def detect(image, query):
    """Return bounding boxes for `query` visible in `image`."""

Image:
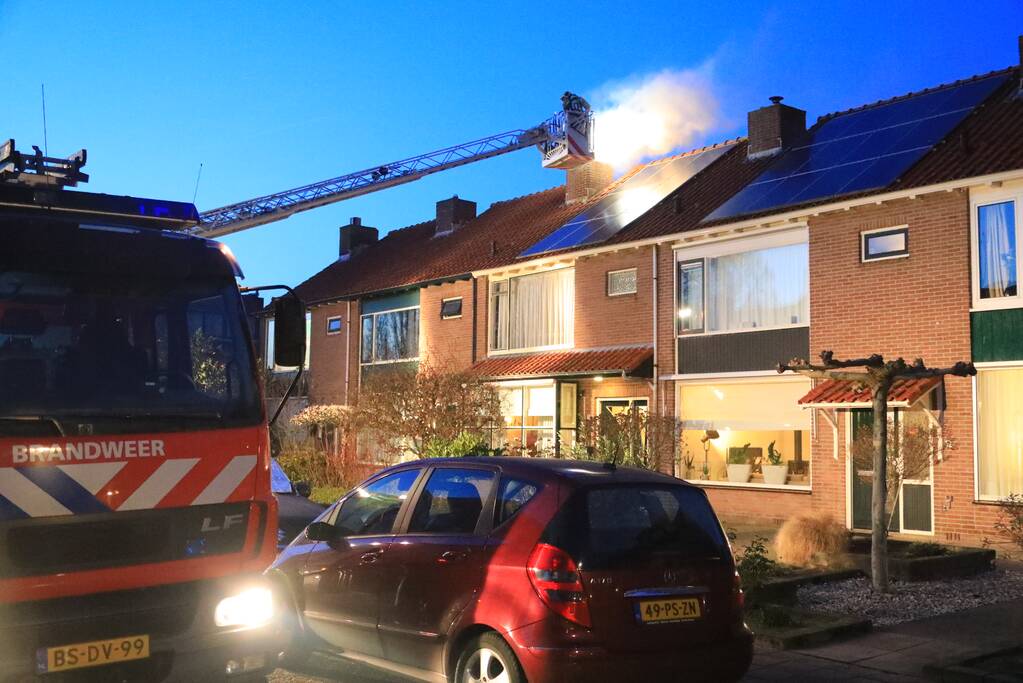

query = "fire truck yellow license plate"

[638,597,701,623]
[38,635,149,673]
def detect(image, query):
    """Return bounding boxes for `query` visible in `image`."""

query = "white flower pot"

[762,463,789,486]
[727,464,752,483]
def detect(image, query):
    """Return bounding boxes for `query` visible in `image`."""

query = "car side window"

[495,478,540,527]
[332,469,420,537]
[407,468,496,534]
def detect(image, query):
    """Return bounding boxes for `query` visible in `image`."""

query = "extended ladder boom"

[192,96,593,238]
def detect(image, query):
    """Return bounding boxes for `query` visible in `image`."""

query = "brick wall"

[808,189,997,545]
[307,300,359,405]
[574,249,654,350]
[420,279,477,372]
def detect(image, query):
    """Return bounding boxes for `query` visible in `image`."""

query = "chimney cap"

[350,216,361,226]
[769,96,784,105]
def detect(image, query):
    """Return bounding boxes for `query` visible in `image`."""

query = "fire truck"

[0,141,305,681]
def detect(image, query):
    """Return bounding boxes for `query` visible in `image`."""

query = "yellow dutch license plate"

[637,597,701,624]
[38,634,149,673]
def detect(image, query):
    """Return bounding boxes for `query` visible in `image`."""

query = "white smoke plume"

[592,68,720,173]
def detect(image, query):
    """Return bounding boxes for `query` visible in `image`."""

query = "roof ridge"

[487,184,565,208]
[814,65,1017,126]
[614,136,747,179]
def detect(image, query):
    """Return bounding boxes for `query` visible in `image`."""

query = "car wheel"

[455,633,525,683]
[275,589,310,670]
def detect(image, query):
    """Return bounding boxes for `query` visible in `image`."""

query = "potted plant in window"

[762,440,789,486]
[726,443,753,483]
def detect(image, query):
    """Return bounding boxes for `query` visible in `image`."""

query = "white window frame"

[326,315,343,336]
[440,297,463,320]
[972,361,1023,502]
[488,266,574,356]
[673,228,809,338]
[970,187,1023,311]
[606,268,638,297]
[360,305,421,366]
[596,396,649,413]
[860,225,909,262]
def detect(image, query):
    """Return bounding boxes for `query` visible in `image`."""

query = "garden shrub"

[994,493,1023,552]
[775,512,848,568]
[736,535,778,595]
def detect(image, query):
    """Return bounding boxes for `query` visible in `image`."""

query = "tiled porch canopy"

[797,375,946,461]
[472,346,653,381]
[798,375,942,409]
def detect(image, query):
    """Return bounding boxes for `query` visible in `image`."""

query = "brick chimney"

[565,160,613,205]
[435,195,476,235]
[339,217,378,259]
[747,96,806,160]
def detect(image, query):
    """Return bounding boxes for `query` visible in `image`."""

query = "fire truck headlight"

[214,586,274,629]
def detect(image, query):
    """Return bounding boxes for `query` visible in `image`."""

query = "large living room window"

[676,230,808,335]
[973,196,1020,307]
[360,307,420,364]
[490,268,574,352]
[678,376,812,490]
[976,366,1023,500]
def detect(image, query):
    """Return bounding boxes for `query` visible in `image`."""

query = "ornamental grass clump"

[775,512,849,569]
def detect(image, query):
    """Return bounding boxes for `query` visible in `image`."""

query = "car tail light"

[527,543,592,628]
[732,570,745,612]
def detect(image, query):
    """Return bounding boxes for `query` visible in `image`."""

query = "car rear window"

[542,484,729,569]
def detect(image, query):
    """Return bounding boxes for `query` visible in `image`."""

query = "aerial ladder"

[191,93,595,238]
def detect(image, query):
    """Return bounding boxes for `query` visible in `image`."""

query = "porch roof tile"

[798,375,942,408]
[472,345,653,380]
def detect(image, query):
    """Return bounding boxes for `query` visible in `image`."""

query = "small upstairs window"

[440,297,463,319]
[607,268,637,296]
[861,226,909,262]
[976,200,1018,301]
[326,316,342,335]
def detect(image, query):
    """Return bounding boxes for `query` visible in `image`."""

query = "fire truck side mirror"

[273,293,306,368]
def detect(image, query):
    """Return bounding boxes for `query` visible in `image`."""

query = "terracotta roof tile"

[471,346,653,380]
[798,376,942,407]
[294,185,602,304]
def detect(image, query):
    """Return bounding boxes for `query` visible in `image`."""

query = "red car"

[267,458,753,683]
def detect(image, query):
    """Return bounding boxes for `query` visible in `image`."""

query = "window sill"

[677,323,810,339]
[682,479,812,494]
[973,497,1017,506]
[970,299,1023,313]
[361,358,420,367]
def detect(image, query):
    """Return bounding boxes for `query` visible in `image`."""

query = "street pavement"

[270,596,1023,682]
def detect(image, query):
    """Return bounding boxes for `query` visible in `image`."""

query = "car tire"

[275,589,310,670]
[454,632,525,683]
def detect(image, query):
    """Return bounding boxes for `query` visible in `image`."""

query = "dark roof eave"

[302,272,473,308]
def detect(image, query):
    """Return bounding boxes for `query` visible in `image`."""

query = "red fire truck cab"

[0,142,301,681]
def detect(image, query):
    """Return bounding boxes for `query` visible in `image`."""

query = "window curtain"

[977,368,1023,498]
[706,243,808,332]
[978,201,1017,299]
[496,269,573,350]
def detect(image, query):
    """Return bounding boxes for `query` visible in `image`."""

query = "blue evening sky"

[3,1,1021,287]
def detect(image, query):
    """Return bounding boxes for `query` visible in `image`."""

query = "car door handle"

[437,550,468,564]
[360,549,385,564]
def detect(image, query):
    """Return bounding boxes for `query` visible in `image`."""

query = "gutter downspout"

[344,300,352,404]
[652,245,662,471]
[471,278,479,364]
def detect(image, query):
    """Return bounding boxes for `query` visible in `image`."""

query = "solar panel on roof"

[520,144,733,257]
[705,72,1009,222]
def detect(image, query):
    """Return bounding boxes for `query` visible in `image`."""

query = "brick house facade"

[281,57,1023,545]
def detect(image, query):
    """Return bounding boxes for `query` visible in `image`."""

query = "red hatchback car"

[267,458,753,683]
